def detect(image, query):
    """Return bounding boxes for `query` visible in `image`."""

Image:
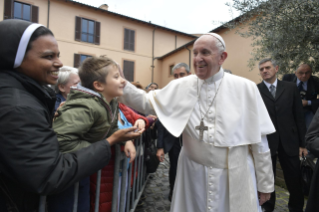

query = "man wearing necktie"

[283,64,319,128]
[257,58,307,212]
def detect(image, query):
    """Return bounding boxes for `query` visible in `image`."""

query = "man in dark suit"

[282,64,319,128]
[257,58,307,212]
[156,63,191,201]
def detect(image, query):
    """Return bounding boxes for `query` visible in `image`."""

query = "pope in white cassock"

[119,33,275,212]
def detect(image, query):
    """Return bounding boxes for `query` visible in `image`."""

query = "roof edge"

[157,39,196,60]
[66,0,197,38]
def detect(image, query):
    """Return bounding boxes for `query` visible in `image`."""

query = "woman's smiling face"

[17,35,63,85]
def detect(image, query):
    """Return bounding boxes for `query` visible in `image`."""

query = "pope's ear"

[92,81,104,92]
[219,52,228,65]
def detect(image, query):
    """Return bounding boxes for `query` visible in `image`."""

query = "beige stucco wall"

[48,0,194,87]
[0,0,4,21]
[2,0,259,88]
[158,47,193,87]
[217,26,262,83]
[0,0,195,87]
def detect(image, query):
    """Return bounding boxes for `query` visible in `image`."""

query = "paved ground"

[135,155,307,212]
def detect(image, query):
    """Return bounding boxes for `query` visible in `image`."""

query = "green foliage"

[225,0,319,73]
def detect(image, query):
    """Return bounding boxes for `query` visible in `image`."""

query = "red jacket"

[118,103,150,128]
[90,103,149,212]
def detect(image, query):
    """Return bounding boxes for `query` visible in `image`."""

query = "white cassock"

[119,68,275,212]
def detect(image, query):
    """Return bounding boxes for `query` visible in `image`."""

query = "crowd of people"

[0,18,319,212]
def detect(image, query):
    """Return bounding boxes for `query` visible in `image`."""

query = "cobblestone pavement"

[135,155,307,212]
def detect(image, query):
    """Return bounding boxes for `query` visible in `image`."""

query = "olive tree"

[225,0,319,73]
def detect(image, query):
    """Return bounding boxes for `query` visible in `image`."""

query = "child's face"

[100,65,125,102]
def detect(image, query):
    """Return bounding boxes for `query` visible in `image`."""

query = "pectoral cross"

[195,120,208,141]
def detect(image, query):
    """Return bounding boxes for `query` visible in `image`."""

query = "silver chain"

[197,72,224,122]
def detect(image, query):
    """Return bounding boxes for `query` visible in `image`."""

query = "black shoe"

[262,208,273,212]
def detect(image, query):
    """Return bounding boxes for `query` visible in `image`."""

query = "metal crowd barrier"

[38,134,149,212]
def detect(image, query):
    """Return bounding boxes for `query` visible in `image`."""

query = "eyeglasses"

[297,71,311,76]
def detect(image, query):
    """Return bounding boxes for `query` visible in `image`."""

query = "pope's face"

[193,35,227,80]
[17,35,63,85]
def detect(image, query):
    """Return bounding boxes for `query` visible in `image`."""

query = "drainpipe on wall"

[185,46,191,69]
[151,27,157,83]
[47,0,50,28]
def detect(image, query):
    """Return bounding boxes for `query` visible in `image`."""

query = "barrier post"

[119,155,128,212]
[126,162,133,212]
[111,144,121,212]
[72,182,79,212]
[94,170,102,212]
[38,196,46,212]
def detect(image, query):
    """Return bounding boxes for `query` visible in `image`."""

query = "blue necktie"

[298,81,304,91]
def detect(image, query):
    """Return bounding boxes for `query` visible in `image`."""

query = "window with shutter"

[4,1,38,23]
[169,64,175,76]
[13,1,31,21]
[74,53,92,68]
[95,22,101,45]
[4,0,13,20]
[123,60,135,82]
[31,5,39,23]
[124,28,135,51]
[75,17,100,45]
[74,54,81,68]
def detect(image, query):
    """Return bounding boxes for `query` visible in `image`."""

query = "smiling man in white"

[119,33,275,212]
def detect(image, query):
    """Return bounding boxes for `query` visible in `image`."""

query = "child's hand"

[134,119,145,131]
[107,127,142,146]
[124,140,136,163]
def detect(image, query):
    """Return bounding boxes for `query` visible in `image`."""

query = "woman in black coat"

[0,19,139,212]
[305,109,319,212]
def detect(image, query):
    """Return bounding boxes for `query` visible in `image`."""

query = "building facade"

[1,0,262,88]
[1,0,197,88]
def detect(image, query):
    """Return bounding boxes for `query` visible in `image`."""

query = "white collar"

[296,78,307,86]
[263,78,277,90]
[198,67,224,87]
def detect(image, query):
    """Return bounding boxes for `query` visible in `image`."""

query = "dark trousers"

[47,177,90,212]
[168,140,181,193]
[263,143,304,212]
[0,190,8,212]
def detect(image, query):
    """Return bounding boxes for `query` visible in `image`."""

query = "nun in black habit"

[0,19,134,212]
[305,110,319,212]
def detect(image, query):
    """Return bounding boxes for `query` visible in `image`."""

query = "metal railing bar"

[94,170,102,212]
[140,141,145,190]
[111,144,121,212]
[137,145,142,194]
[37,135,151,212]
[38,196,46,212]
[131,137,139,206]
[119,157,128,212]
[126,162,133,212]
[129,174,150,212]
[72,182,79,212]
